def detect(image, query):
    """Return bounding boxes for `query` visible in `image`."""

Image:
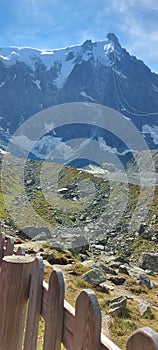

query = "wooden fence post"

[0,233,5,265]
[43,269,65,350]
[126,327,158,350]
[4,236,14,256]
[16,246,25,256]
[24,257,44,350]
[0,255,34,350]
[73,289,102,350]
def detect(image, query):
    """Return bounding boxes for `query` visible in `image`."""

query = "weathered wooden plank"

[42,283,75,350]
[62,300,75,350]
[101,333,121,350]
[0,255,34,350]
[24,257,44,350]
[73,289,102,350]
[126,327,158,350]
[63,300,75,337]
[41,281,48,319]
[4,236,14,256]
[63,327,73,350]
[43,269,65,350]
[16,246,25,256]
[0,233,5,265]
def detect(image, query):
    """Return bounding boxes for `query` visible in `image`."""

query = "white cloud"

[140,0,158,10]
[80,30,96,43]
[111,0,134,12]
[123,17,158,69]
[111,0,158,11]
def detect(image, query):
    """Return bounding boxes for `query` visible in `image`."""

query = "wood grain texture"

[62,300,75,350]
[4,236,14,256]
[0,233,5,265]
[43,269,65,350]
[73,289,102,350]
[16,246,25,256]
[101,333,121,350]
[24,257,44,350]
[0,255,34,350]
[126,327,158,350]
[41,281,48,319]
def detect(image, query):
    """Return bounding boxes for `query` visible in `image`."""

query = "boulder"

[48,232,89,254]
[18,226,51,240]
[138,274,152,289]
[78,254,89,262]
[39,252,73,265]
[81,267,106,286]
[128,265,145,279]
[109,261,121,269]
[106,296,127,316]
[32,232,50,241]
[94,263,117,275]
[138,303,152,316]
[99,282,115,292]
[119,265,129,275]
[114,256,129,264]
[106,295,126,307]
[45,226,89,254]
[142,252,158,272]
[109,276,126,285]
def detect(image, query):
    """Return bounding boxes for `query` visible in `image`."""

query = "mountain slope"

[0,33,158,167]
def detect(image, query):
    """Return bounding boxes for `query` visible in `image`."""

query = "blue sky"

[0,0,158,72]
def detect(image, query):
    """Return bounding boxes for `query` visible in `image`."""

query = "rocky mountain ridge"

[0,33,158,170]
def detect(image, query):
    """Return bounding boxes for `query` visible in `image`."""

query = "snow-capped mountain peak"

[0,31,158,167]
[0,33,125,89]
[0,33,120,70]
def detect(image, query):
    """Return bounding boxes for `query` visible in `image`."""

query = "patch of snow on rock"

[142,124,158,144]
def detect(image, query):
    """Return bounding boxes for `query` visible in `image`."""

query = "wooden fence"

[0,233,158,350]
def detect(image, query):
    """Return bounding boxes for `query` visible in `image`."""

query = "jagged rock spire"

[107,33,121,48]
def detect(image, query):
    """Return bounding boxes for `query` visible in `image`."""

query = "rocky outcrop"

[18,226,51,240]
[108,276,126,285]
[138,274,152,289]
[48,230,89,254]
[138,303,152,316]
[106,296,127,316]
[81,267,106,286]
[142,252,158,272]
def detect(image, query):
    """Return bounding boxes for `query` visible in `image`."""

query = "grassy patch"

[109,298,158,349]
[130,237,156,262]
[67,262,90,276]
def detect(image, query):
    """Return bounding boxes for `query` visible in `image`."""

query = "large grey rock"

[138,303,152,316]
[32,232,50,241]
[138,274,152,289]
[81,267,106,286]
[39,251,73,265]
[109,261,121,269]
[18,226,51,240]
[119,265,129,275]
[48,229,89,254]
[94,263,117,275]
[142,252,158,272]
[106,296,127,317]
[108,275,126,285]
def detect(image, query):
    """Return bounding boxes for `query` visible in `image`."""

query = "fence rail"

[0,234,158,350]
